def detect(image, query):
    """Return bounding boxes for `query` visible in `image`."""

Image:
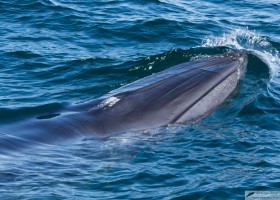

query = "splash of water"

[201,29,280,78]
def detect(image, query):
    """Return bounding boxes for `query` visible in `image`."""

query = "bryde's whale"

[0,52,247,151]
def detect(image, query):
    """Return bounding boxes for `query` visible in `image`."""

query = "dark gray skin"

[0,53,247,151]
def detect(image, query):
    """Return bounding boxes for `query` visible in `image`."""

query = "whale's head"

[89,52,248,135]
[167,52,248,123]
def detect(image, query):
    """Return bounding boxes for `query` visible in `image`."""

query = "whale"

[0,52,247,152]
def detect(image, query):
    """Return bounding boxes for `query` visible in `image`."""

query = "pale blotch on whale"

[101,97,121,108]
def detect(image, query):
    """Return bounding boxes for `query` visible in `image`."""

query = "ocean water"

[0,0,280,199]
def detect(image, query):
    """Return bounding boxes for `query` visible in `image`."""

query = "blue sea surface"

[0,0,280,199]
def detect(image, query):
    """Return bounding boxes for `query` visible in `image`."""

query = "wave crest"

[201,28,280,78]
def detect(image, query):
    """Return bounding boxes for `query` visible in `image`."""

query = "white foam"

[201,28,280,78]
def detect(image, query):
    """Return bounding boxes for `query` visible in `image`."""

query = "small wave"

[4,50,42,59]
[47,0,85,12]
[201,28,280,78]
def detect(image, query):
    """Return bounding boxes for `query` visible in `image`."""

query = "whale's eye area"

[36,113,61,120]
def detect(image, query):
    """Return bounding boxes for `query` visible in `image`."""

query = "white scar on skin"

[102,97,120,107]
[89,96,120,112]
